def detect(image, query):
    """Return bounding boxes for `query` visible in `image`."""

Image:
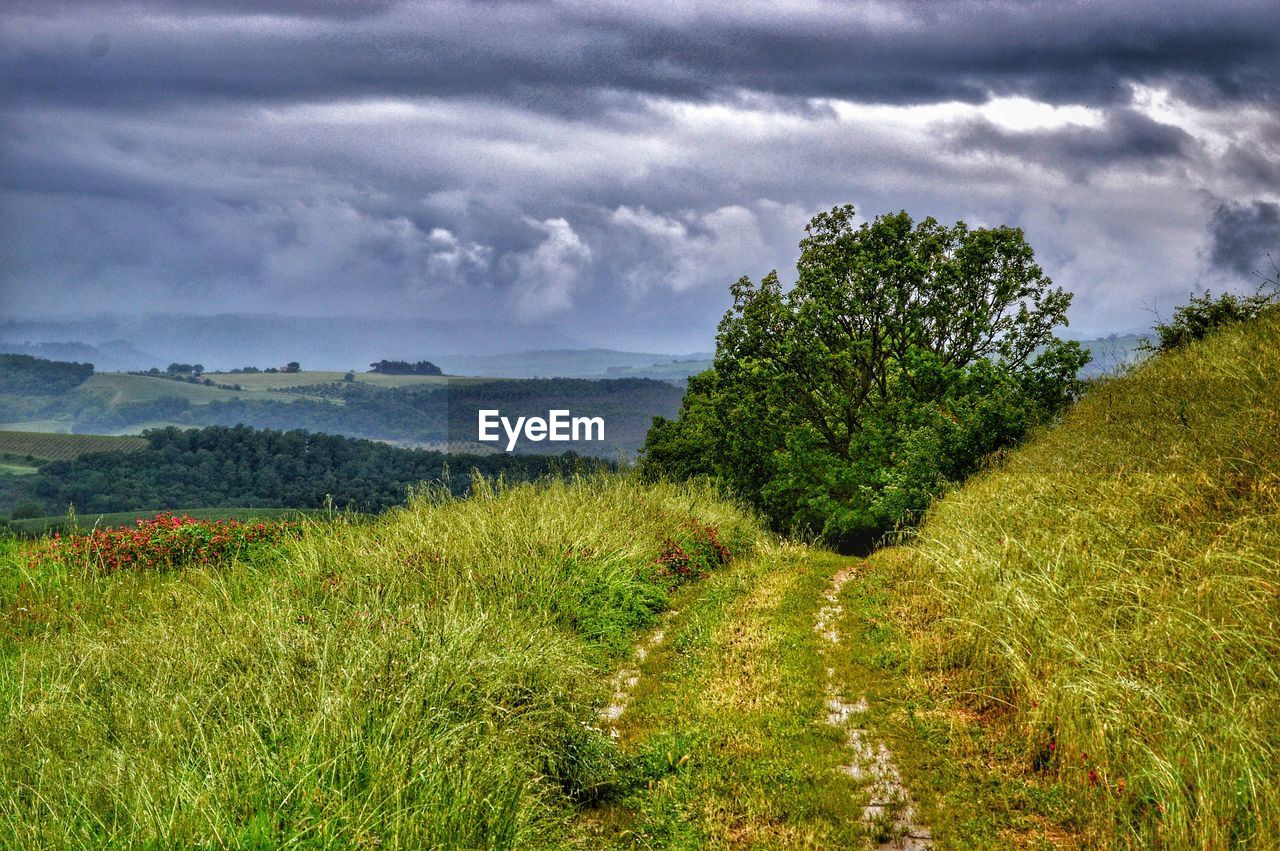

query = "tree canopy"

[640,206,1090,548]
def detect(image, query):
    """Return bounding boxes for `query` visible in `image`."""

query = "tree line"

[0,425,607,518]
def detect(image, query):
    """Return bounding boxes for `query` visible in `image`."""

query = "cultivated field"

[0,430,147,462]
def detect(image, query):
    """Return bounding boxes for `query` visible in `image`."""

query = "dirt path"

[817,566,933,849]
[570,548,934,848]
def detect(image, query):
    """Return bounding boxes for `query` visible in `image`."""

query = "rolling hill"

[0,366,682,458]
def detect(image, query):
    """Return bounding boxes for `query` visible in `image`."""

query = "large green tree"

[641,206,1090,547]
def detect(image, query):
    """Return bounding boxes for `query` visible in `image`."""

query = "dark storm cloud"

[1209,201,1280,277]
[2,0,1278,112]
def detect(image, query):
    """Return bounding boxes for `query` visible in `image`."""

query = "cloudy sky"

[2,0,1279,352]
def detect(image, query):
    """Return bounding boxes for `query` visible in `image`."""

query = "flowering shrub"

[25,512,297,574]
[655,519,731,583]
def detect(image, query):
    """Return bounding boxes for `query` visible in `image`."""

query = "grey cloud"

[1209,200,1280,278]
[950,109,1194,179]
[5,0,394,20]
[1222,142,1280,191]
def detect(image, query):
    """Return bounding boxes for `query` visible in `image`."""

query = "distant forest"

[0,425,604,517]
[0,354,93,395]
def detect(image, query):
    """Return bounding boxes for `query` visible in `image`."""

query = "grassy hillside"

[865,309,1280,846]
[0,430,147,461]
[75,373,301,404]
[0,476,762,847]
[0,420,73,434]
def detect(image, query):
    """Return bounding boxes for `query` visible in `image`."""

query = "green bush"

[1145,288,1276,353]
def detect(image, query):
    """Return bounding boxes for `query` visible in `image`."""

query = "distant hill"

[0,314,586,371]
[435,349,712,379]
[0,424,602,518]
[0,362,681,459]
[605,356,714,383]
[0,340,161,372]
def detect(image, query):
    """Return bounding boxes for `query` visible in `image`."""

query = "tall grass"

[0,474,760,848]
[893,309,1280,846]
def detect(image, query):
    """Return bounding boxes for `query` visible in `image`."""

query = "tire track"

[598,612,677,735]
[817,566,933,849]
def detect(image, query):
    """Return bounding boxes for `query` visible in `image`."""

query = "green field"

[0,319,1274,846]
[0,430,147,461]
[0,477,768,847]
[75,373,304,405]
[209,370,494,390]
[0,421,73,434]
[8,507,322,535]
[0,461,38,477]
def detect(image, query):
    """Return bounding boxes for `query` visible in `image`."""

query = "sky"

[2,0,1279,354]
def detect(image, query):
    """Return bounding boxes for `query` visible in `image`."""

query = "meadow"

[0,313,1275,847]
[0,476,760,847]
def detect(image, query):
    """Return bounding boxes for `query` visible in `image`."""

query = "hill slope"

[0,477,762,847]
[867,309,1280,846]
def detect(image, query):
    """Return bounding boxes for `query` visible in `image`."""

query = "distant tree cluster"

[224,362,300,374]
[369,360,443,376]
[134,366,239,391]
[0,354,94,395]
[0,425,606,517]
[164,363,204,376]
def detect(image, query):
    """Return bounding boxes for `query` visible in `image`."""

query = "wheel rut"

[817,566,933,850]
[598,612,677,735]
